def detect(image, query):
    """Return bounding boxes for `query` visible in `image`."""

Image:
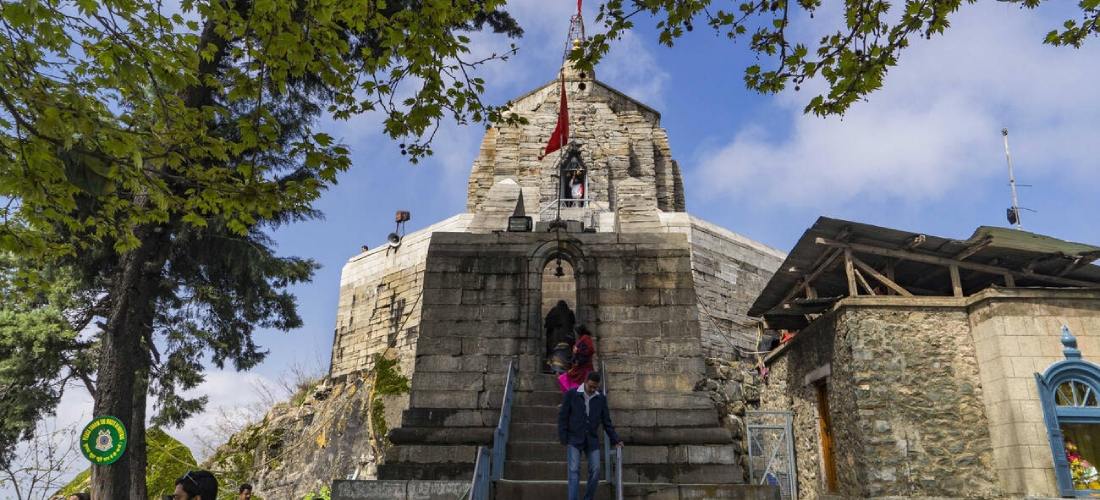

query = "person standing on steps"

[558,371,623,500]
[545,300,576,373]
[558,326,594,392]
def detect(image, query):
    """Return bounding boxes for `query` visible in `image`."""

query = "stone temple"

[209,42,1100,500]
[320,58,784,499]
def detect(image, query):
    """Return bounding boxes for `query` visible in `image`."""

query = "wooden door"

[815,382,839,493]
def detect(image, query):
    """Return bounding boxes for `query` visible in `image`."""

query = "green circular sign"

[80,416,127,465]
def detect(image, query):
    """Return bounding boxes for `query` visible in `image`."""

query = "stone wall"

[402,230,719,433]
[329,214,472,378]
[662,213,785,359]
[968,288,1100,496]
[381,230,738,480]
[836,306,998,497]
[759,313,838,500]
[698,357,767,481]
[763,303,1001,499]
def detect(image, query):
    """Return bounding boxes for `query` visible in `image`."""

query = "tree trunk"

[91,235,161,500]
[91,9,235,498]
[129,366,150,499]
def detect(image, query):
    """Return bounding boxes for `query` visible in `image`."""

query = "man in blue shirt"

[558,371,623,500]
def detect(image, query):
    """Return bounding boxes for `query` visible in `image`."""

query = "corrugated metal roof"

[749,217,1100,328]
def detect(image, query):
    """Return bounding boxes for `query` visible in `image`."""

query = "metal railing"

[600,361,624,500]
[746,410,796,500]
[467,447,490,500]
[491,359,518,480]
[467,359,518,500]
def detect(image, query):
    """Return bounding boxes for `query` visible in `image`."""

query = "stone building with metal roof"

[753,217,1100,499]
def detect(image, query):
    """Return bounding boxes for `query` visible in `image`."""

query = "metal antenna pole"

[1002,128,1022,229]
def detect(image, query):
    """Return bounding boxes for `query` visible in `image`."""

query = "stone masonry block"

[597,322,663,338]
[621,445,671,464]
[411,372,484,391]
[637,272,689,289]
[637,373,700,393]
[669,445,739,465]
[391,445,478,464]
[660,288,697,305]
[421,306,480,321]
[599,337,639,354]
[415,338,462,356]
[614,409,657,427]
[406,480,472,500]
[656,408,718,427]
[598,288,661,306]
[639,339,702,357]
[409,390,481,409]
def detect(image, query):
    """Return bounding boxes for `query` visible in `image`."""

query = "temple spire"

[560,2,593,84]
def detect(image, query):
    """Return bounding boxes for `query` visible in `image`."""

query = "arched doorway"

[542,258,576,319]
[541,257,576,372]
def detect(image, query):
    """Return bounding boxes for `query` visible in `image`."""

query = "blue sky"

[10,1,1100,495]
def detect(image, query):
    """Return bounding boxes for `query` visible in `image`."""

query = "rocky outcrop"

[206,356,409,499]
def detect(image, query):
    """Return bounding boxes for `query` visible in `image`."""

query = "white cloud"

[597,29,669,109]
[693,3,1100,208]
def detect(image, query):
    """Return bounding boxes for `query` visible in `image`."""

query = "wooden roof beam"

[953,236,994,262]
[1056,252,1100,277]
[777,248,842,308]
[814,237,1098,288]
[851,255,914,297]
[844,249,858,297]
[853,267,876,295]
[1024,253,1067,274]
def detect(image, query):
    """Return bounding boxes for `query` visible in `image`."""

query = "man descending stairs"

[497,372,616,499]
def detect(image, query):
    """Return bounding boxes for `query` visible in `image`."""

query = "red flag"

[540,78,568,159]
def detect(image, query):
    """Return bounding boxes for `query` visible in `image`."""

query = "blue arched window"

[1036,326,1100,496]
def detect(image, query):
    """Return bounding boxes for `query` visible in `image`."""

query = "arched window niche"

[1036,326,1100,496]
[558,149,587,208]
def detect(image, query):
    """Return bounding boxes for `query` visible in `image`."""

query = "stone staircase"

[332,368,778,499]
[496,372,612,497]
[503,373,573,481]
[490,373,771,499]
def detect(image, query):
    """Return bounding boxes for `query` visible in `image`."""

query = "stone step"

[332,479,469,500]
[516,373,562,392]
[504,460,745,483]
[376,462,473,481]
[503,459,570,480]
[511,404,559,424]
[507,441,566,462]
[515,390,565,406]
[493,479,610,500]
[508,422,559,443]
[505,443,740,466]
[492,480,779,500]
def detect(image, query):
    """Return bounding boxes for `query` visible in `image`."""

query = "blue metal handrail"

[613,447,623,500]
[467,447,490,500]
[491,359,518,480]
[600,361,624,500]
[468,358,518,500]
